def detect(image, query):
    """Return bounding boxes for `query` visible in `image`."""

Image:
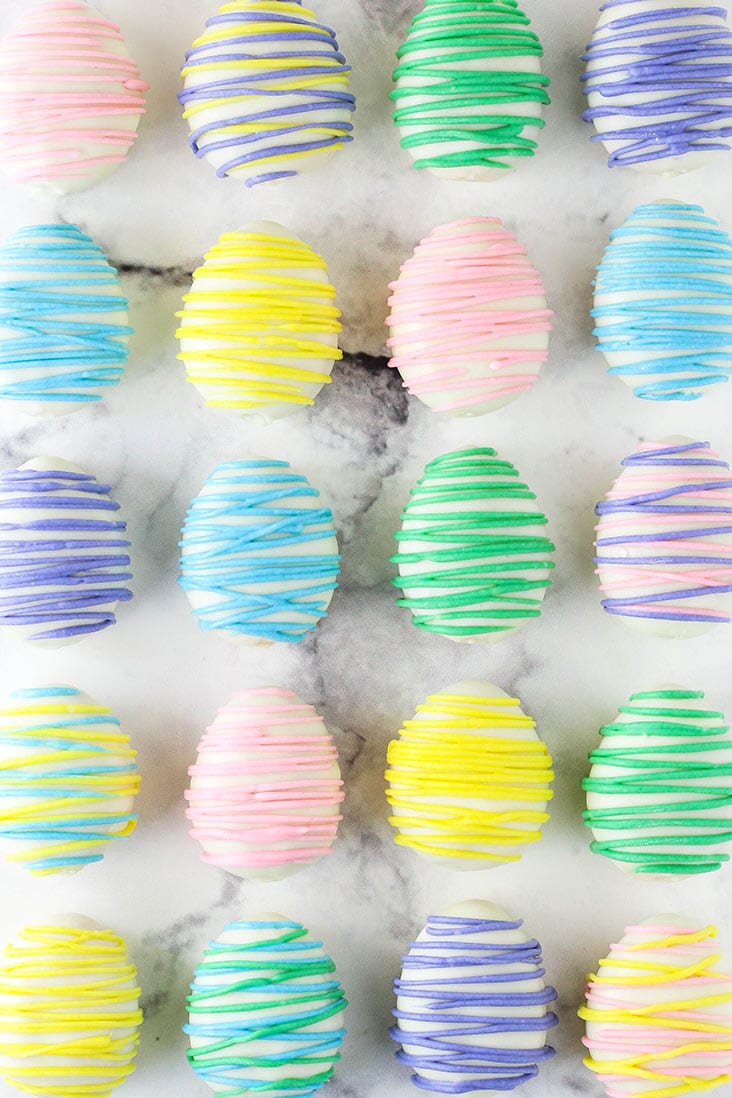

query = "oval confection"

[594,438,732,637]
[176,223,342,424]
[0,456,133,646]
[386,218,553,416]
[391,0,550,182]
[178,459,340,645]
[593,201,732,401]
[392,447,555,642]
[583,686,732,877]
[179,0,356,187]
[186,686,343,881]
[391,900,558,1094]
[580,917,732,1097]
[0,685,139,875]
[0,916,142,1098]
[0,0,148,194]
[386,680,553,868]
[0,224,132,415]
[582,0,732,174]
[185,916,347,1096]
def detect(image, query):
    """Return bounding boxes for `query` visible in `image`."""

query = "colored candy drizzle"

[392,914,558,1093]
[0,224,131,407]
[391,448,555,638]
[583,688,732,876]
[0,924,142,1097]
[595,440,732,625]
[179,0,356,187]
[0,686,138,875]
[178,460,340,644]
[386,218,553,412]
[391,0,550,173]
[0,0,149,188]
[186,687,343,873]
[386,689,554,863]
[185,918,347,1095]
[593,202,732,401]
[0,464,133,642]
[582,1,732,169]
[176,229,341,415]
[580,921,732,1098]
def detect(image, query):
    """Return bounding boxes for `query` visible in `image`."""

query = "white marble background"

[1,0,732,1096]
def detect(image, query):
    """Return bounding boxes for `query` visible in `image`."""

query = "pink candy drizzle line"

[386,217,552,410]
[0,0,149,184]
[185,688,344,870]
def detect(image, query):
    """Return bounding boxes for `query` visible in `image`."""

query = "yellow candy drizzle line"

[0,925,141,1097]
[176,232,342,411]
[385,692,553,862]
[579,925,732,1098]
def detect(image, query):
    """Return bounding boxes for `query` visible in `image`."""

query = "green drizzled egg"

[391,0,550,181]
[391,447,555,642]
[583,686,732,876]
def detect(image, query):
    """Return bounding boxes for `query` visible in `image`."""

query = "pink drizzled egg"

[386,218,553,416]
[185,687,344,882]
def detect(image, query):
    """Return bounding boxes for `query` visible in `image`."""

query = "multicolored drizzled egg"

[176,223,342,424]
[185,916,347,1096]
[392,448,555,642]
[0,685,139,875]
[386,680,553,868]
[0,224,132,415]
[594,438,732,637]
[0,456,133,646]
[391,900,558,1094]
[179,0,356,187]
[386,218,553,416]
[185,687,343,881]
[0,0,148,194]
[391,0,550,182]
[582,0,732,174]
[178,459,340,645]
[0,916,142,1098]
[583,686,732,877]
[593,201,732,401]
[580,917,732,1098]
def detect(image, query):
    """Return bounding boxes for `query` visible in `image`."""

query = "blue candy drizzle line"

[178,459,340,643]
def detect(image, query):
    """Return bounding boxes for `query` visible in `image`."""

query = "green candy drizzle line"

[391,0,550,172]
[583,689,732,876]
[391,448,555,638]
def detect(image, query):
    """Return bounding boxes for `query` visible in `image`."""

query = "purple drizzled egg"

[0,456,133,647]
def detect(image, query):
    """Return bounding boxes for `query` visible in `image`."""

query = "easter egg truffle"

[391,447,555,642]
[185,686,343,881]
[386,680,553,867]
[179,0,356,187]
[391,0,551,182]
[580,916,732,1097]
[0,456,133,646]
[185,916,347,1096]
[176,223,342,423]
[386,218,553,416]
[0,223,132,415]
[0,685,139,875]
[593,201,732,401]
[583,687,732,876]
[582,0,732,175]
[0,0,148,194]
[0,916,142,1098]
[594,438,732,637]
[392,900,558,1093]
[179,459,340,645]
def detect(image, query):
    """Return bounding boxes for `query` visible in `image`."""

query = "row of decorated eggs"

[0,0,731,195]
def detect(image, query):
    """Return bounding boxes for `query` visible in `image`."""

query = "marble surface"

[1,1,732,1096]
